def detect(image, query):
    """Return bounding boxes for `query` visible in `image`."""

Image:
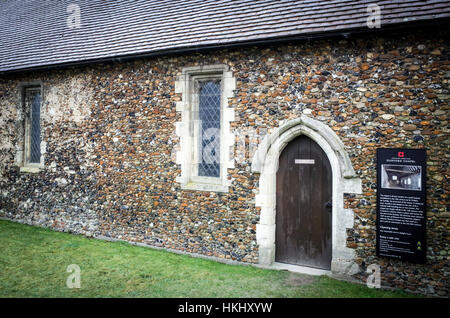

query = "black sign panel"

[376,148,426,263]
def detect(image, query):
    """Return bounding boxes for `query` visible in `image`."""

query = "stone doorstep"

[270,262,332,276]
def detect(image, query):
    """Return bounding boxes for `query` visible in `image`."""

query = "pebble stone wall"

[0,29,448,297]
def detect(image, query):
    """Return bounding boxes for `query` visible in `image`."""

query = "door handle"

[325,201,332,211]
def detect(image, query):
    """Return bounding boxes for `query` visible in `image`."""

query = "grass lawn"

[0,219,421,298]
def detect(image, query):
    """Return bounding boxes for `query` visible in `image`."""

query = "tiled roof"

[1,0,449,72]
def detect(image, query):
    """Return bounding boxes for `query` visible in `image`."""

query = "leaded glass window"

[197,80,221,178]
[25,88,41,164]
[176,64,235,192]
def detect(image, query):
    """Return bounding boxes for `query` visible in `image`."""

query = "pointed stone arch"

[251,115,362,275]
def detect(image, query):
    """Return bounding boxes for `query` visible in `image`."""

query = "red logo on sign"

[398,152,404,158]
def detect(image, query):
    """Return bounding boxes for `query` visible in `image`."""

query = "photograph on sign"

[381,164,422,191]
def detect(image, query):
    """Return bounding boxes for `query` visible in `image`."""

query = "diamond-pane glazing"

[198,80,221,177]
[29,90,41,163]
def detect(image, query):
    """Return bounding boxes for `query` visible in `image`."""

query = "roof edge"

[1,17,449,75]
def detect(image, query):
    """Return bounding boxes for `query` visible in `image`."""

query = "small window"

[197,79,221,178]
[23,87,42,165]
[175,64,236,192]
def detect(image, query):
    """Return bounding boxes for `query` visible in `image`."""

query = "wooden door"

[275,135,332,269]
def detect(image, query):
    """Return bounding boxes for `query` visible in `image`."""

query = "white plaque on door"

[295,159,315,164]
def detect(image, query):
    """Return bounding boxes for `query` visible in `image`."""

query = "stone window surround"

[16,81,45,173]
[251,115,362,276]
[174,64,236,192]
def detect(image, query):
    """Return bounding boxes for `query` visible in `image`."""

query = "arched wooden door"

[275,135,332,269]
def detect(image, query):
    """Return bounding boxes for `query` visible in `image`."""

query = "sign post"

[376,148,427,263]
